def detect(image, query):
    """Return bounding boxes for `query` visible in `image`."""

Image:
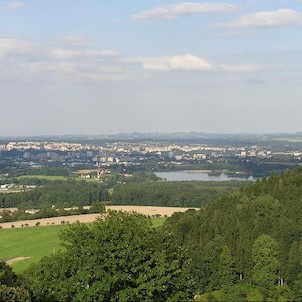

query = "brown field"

[0,207,18,212]
[0,206,199,229]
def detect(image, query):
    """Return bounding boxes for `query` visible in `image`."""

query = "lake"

[155,171,255,182]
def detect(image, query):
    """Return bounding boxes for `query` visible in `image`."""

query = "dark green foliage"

[0,285,30,302]
[293,275,302,302]
[219,245,236,288]
[286,240,302,286]
[23,211,194,301]
[0,180,107,209]
[0,262,30,302]
[221,283,251,302]
[20,168,70,177]
[112,181,241,208]
[88,201,106,214]
[0,261,18,287]
[252,235,279,288]
[164,167,302,298]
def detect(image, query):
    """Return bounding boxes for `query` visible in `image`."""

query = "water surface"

[155,171,255,182]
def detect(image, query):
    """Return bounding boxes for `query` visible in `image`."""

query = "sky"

[0,0,301,136]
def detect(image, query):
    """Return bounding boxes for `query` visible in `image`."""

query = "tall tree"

[219,245,236,288]
[252,235,280,288]
[286,241,301,286]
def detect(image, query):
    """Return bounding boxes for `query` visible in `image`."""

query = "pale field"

[0,207,18,212]
[0,206,199,229]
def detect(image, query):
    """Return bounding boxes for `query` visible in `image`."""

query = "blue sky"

[0,0,301,135]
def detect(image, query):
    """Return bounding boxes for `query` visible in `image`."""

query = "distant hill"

[2,131,302,142]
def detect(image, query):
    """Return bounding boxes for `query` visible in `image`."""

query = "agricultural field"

[15,174,100,182]
[0,217,167,273]
[16,175,69,181]
[0,205,197,229]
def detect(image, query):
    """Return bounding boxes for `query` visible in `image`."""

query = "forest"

[164,167,302,300]
[2,167,302,300]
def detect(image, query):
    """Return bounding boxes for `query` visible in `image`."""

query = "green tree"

[0,261,30,302]
[24,211,194,301]
[286,241,302,286]
[252,235,280,288]
[0,261,18,287]
[0,285,31,302]
[219,245,236,288]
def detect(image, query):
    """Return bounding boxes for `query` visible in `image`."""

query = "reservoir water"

[155,171,255,182]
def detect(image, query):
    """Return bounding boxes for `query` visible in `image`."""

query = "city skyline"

[1,0,301,135]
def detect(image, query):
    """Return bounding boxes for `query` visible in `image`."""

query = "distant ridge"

[1,132,302,141]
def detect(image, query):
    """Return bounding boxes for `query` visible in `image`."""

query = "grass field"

[0,217,166,273]
[0,225,68,273]
[16,175,68,181]
[16,175,99,182]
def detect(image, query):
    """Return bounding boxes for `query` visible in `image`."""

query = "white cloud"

[124,55,213,71]
[0,37,261,85]
[23,61,126,83]
[122,54,260,73]
[0,39,125,83]
[218,9,302,28]
[49,48,119,60]
[220,64,261,72]
[0,2,24,12]
[0,38,32,57]
[132,2,238,22]
[58,35,89,45]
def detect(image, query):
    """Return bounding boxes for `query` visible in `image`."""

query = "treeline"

[20,167,70,177]
[164,167,302,300]
[0,172,242,210]
[111,181,242,208]
[0,202,105,223]
[0,181,110,209]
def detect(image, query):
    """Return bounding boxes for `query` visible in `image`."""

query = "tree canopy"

[23,211,194,302]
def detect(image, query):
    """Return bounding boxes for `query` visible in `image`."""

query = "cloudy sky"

[0,0,301,136]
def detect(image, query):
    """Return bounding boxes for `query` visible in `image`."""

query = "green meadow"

[0,217,166,273]
[16,175,68,181]
[0,225,68,273]
[16,174,99,182]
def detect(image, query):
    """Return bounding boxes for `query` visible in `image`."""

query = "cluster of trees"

[112,181,241,208]
[1,212,194,301]
[19,168,70,177]
[0,201,105,223]
[0,181,110,209]
[164,167,302,300]
[0,261,30,301]
[0,172,241,214]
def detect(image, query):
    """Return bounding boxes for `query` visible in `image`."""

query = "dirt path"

[0,206,199,229]
[6,257,31,265]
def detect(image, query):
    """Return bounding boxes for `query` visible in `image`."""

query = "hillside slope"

[165,167,302,300]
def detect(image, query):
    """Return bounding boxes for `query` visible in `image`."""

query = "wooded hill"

[165,167,302,300]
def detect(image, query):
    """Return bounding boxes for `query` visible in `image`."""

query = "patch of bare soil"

[6,257,31,265]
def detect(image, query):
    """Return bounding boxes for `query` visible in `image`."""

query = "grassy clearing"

[0,224,68,273]
[195,290,223,301]
[16,175,100,182]
[16,175,68,181]
[0,217,166,273]
[151,217,166,228]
